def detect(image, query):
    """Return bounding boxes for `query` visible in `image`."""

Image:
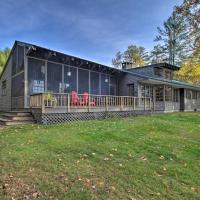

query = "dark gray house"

[0,41,200,124]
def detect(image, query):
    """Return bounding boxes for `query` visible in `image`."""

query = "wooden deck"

[30,93,152,114]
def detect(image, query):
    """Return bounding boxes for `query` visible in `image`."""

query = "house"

[0,41,200,124]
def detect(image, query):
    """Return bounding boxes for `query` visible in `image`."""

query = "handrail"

[29,93,152,112]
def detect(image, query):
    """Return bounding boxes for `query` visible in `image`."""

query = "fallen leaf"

[160,155,165,160]
[32,192,39,198]
[191,187,197,192]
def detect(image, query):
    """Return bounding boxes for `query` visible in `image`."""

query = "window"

[155,86,164,101]
[165,70,173,79]
[154,67,163,77]
[198,92,200,99]
[141,84,153,98]
[2,80,6,95]
[165,86,172,101]
[186,90,192,99]
[173,89,179,102]
[192,91,197,99]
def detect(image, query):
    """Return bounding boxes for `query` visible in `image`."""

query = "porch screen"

[12,72,24,97]
[28,58,45,95]
[47,62,62,93]
[101,74,109,95]
[110,76,117,95]
[90,71,100,95]
[78,69,89,94]
[12,46,17,75]
[64,66,77,93]
[12,45,24,75]
[17,45,24,72]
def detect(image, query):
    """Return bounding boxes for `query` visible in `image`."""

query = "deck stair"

[0,111,35,126]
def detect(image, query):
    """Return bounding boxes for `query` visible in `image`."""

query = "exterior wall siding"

[118,74,146,96]
[127,66,174,79]
[0,57,12,111]
[128,66,155,77]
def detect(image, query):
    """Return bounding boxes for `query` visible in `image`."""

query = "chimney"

[121,62,133,70]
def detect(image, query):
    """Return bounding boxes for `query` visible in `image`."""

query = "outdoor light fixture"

[105,73,109,83]
[67,71,71,76]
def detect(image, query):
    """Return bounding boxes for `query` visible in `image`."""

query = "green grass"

[0,113,200,200]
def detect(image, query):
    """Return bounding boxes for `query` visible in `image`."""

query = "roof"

[124,69,200,90]
[18,41,123,76]
[126,63,180,71]
[1,40,200,91]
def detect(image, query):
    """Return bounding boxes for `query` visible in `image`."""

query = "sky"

[0,0,183,65]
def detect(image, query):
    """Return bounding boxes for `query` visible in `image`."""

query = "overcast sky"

[0,0,183,65]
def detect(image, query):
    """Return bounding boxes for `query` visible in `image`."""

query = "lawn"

[0,113,200,200]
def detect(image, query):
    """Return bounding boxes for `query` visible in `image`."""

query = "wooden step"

[2,111,32,117]
[0,111,35,126]
[0,117,35,126]
[1,114,33,121]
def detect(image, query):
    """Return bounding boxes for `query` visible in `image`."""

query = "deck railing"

[30,93,152,112]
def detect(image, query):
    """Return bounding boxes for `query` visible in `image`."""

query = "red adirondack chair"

[70,91,79,106]
[79,92,95,106]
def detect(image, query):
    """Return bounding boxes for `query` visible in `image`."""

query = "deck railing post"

[120,97,123,111]
[133,97,135,110]
[41,93,45,113]
[67,93,70,113]
[144,98,146,110]
[88,95,91,112]
[105,96,108,111]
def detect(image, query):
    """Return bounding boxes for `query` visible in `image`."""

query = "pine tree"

[150,45,167,64]
[155,12,190,65]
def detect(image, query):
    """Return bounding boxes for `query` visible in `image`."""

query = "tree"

[0,47,10,73]
[175,59,200,84]
[175,0,200,61]
[123,45,149,67]
[155,12,190,65]
[175,0,200,35]
[173,0,200,84]
[150,45,167,64]
[112,51,123,68]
